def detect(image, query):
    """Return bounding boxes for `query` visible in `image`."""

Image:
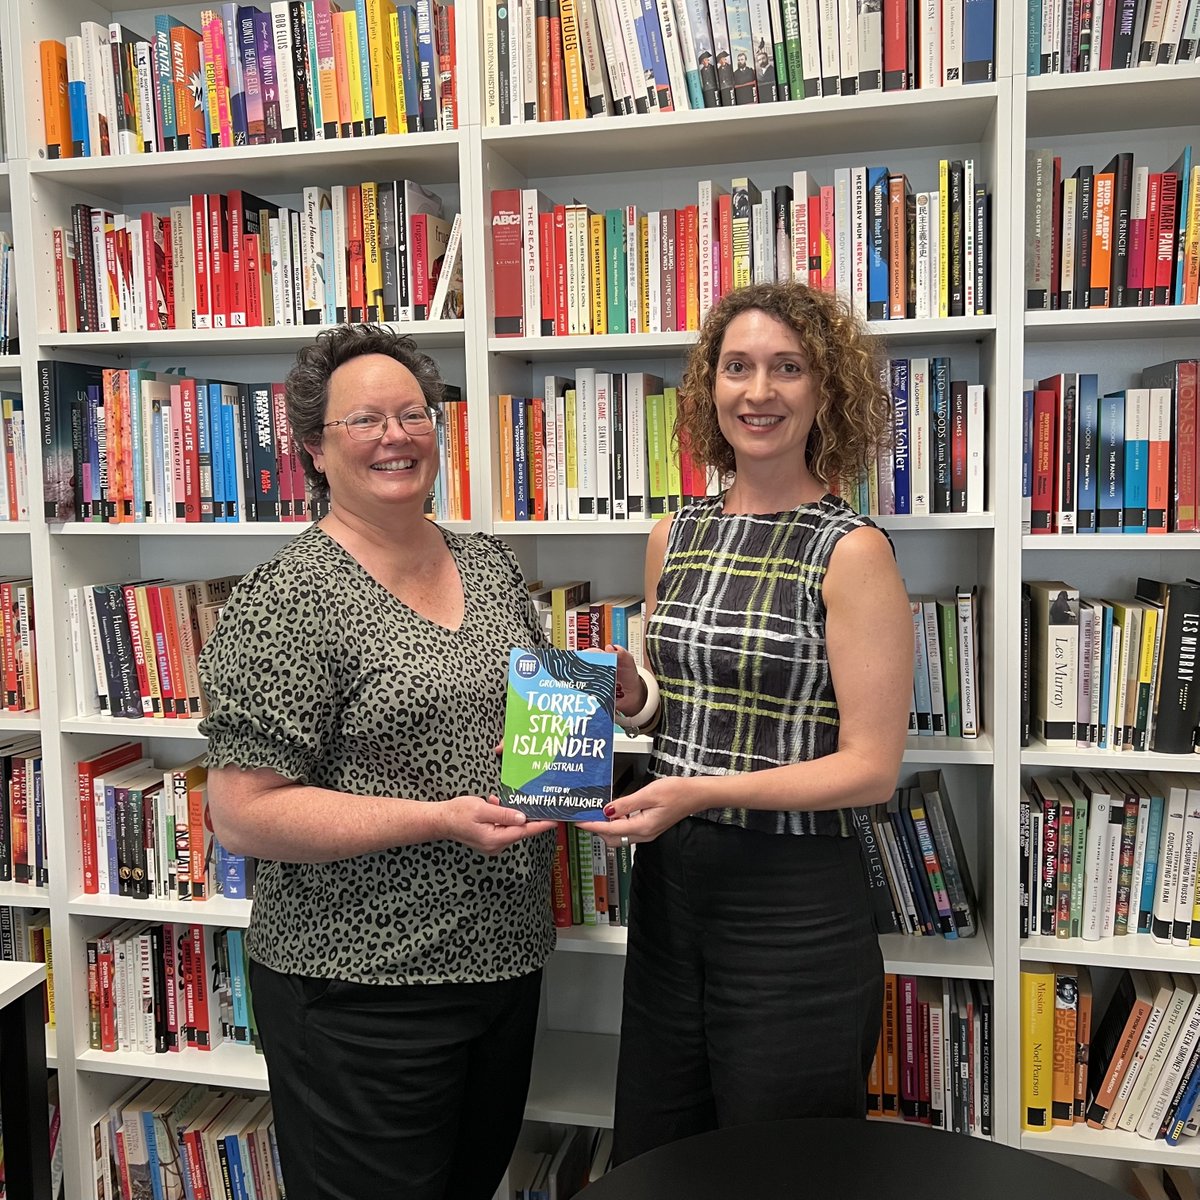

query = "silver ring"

[620,835,631,848]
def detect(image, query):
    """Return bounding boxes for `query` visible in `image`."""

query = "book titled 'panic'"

[499,647,616,820]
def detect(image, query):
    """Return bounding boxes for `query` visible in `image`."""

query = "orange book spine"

[888,175,908,317]
[530,397,546,520]
[498,395,516,521]
[455,399,471,521]
[1052,973,1078,1126]
[1089,171,1116,308]
[683,204,700,331]
[882,972,899,1117]
[717,193,733,302]
[40,40,74,158]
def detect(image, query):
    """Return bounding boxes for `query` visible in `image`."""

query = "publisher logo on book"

[514,653,540,679]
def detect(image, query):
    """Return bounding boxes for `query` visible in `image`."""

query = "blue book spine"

[1166,1050,1200,1144]
[512,396,530,520]
[867,167,889,319]
[142,1112,167,1200]
[1096,604,1114,748]
[962,0,996,81]
[1097,390,1124,531]
[227,929,252,1035]
[638,0,674,108]
[223,1132,250,1200]
[1074,373,1099,532]
[207,384,227,523]
[322,205,336,324]
[127,370,148,523]
[1175,145,1193,305]
[154,17,179,148]
[1027,0,1042,74]
[414,0,439,130]
[221,3,249,145]
[1138,794,1164,933]
[1123,390,1148,532]
[68,81,91,156]
[220,843,248,899]
[397,5,422,131]
[104,783,119,891]
[891,359,911,514]
[150,396,167,523]
[610,604,629,651]
[220,391,239,520]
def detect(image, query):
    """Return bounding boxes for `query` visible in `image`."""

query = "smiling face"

[305,353,439,522]
[712,308,821,476]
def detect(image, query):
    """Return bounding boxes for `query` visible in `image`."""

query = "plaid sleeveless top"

[647,493,880,837]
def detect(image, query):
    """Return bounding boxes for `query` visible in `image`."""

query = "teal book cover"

[499,647,617,820]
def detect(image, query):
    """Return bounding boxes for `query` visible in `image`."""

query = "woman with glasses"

[198,324,557,1200]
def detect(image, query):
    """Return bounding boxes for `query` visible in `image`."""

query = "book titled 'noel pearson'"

[499,647,617,821]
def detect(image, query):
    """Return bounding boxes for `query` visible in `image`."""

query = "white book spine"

[908,359,930,515]
[834,167,852,307]
[509,0,526,123]
[698,181,715,323]
[942,0,962,83]
[818,0,841,89]
[521,190,542,337]
[838,0,860,91]
[921,0,942,85]
[576,368,598,519]
[135,41,158,153]
[331,186,349,320]
[1135,989,1200,1138]
[798,0,826,92]
[595,373,612,518]
[966,384,985,513]
[851,166,868,317]
[1174,791,1200,944]
[956,589,979,737]
[926,190,941,318]
[626,377,650,515]
[647,212,662,333]
[915,193,931,319]
[857,0,883,89]
[270,3,299,139]
[656,0,692,107]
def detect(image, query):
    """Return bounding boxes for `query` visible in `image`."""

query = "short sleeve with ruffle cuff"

[198,558,339,784]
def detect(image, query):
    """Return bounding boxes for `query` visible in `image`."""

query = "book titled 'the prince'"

[499,647,617,821]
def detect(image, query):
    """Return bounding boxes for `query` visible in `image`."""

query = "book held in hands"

[499,647,617,821]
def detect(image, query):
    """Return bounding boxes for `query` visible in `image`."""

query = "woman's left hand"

[577,776,700,848]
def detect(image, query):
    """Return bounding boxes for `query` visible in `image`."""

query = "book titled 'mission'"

[499,647,616,821]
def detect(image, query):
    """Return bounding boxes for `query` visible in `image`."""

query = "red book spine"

[52,228,68,333]
[79,769,99,894]
[179,379,202,522]
[208,193,230,328]
[1176,361,1199,532]
[675,209,688,331]
[718,192,733,301]
[245,233,263,327]
[141,214,162,331]
[1153,173,1179,305]
[455,400,471,521]
[411,214,431,318]
[1143,173,1162,306]
[1031,388,1058,533]
[551,823,572,927]
[271,382,294,520]
[191,195,211,329]
[347,185,366,322]
[539,211,556,334]
[97,936,117,1051]
[530,396,546,519]
[883,0,908,89]
[162,215,176,331]
[227,191,247,326]
[492,188,525,335]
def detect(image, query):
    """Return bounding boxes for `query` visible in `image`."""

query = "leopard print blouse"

[198,524,555,985]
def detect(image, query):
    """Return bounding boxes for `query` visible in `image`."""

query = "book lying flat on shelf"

[499,647,616,821]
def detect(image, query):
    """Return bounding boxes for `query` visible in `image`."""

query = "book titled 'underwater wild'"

[499,647,616,820]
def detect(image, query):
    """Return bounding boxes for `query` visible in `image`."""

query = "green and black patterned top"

[647,492,881,838]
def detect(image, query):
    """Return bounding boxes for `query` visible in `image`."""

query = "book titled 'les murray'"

[499,647,616,821]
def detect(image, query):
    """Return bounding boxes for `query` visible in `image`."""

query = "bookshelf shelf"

[1020,743,1200,770]
[1023,534,1200,551]
[77,1043,270,1091]
[554,925,629,955]
[1020,936,1200,973]
[1024,307,1200,343]
[1025,65,1200,137]
[902,733,995,765]
[495,519,659,537]
[41,320,467,357]
[879,931,995,979]
[28,132,464,203]
[52,518,473,537]
[0,353,20,379]
[0,881,49,907]
[482,86,1001,176]
[525,1029,618,1128]
[0,712,39,731]
[1020,1126,1200,1170]
[67,894,252,928]
[60,715,205,740]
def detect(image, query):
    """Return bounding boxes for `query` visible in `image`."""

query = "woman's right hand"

[437,795,556,855]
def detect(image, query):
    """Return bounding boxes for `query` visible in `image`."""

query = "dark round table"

[582,1118,1129,1198]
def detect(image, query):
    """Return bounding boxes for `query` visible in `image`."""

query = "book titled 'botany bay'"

[499,647,617,820]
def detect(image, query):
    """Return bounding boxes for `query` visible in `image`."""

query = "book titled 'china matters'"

[499,647,617,820]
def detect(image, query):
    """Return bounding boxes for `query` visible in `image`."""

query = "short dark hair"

[677,282,889,488]
[285,324,446,501]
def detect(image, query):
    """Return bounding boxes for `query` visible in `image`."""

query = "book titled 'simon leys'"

[499,647,617,821]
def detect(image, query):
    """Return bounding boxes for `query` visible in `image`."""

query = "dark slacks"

[248,960,542,1200]
[612,818,884,1166]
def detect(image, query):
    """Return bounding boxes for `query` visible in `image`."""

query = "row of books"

[40,0,458,161]
[1022,771,1200,947]
[856,770,979,940]
[40,361,471,527]
[85,920,256,1056]
[1025,147,1199,311]
[0,738,46,889]
[483,0,996,127]
[527,580,646,661]
[0,580,38,714]
[70,579,236,727]
[1023,577,1200,755]
[509,1124,608,1199]
[92,1080,282,1200]
[0,907,55,1028]
[76,744,255,905]
[869,974,991,1134]
[552,820,633,928]
[1023,362,1200,536]
[0,393,30,523]
[492,162,990,338]
[907,590,983,742]
[1027,0,1200,75]
[1022,964,1200,1146]
[0,231,18,354]
[55,181,462,335]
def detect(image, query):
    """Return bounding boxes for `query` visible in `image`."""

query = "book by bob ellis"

[499,647,617,820]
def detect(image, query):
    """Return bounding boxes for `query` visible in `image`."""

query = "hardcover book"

[499,647,617,820]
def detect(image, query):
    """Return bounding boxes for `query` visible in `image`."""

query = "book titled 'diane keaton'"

[499,647,617,821]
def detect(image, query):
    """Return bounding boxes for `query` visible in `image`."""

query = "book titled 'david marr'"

[499,647,616,821]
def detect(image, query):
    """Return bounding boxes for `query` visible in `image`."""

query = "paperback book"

[499,647,617,820]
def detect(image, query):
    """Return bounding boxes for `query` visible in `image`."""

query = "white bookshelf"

[0,0,1193,1194]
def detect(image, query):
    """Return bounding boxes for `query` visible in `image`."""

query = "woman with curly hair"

[580,281,913,1162]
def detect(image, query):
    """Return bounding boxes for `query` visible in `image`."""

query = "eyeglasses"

[323,408,438,440]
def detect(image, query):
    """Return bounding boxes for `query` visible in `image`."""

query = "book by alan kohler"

[499,647,617,820]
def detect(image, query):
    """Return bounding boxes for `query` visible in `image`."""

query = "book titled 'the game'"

[499,647,617,821]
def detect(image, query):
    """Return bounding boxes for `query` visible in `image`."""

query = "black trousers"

[612,818,884,1165]
[248,960,542,1200]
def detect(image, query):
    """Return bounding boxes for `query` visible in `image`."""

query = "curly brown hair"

[677,282,890,487]
[285,324,447,501]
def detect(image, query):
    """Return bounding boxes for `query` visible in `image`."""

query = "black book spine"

[1150,582,1200,754]
[289,1,315,142]
[949,161,965,316]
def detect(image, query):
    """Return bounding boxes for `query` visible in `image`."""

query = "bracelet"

[615,667,660,736]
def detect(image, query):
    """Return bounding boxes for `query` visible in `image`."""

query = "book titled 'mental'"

[499,647,617,821]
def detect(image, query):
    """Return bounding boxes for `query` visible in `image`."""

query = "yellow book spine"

[664,387,681,508]
[1020,965,1055,1132]
[638,215,650,335]
[388,10,409,133]
[201,10,221,141]
[344,10,366,129]
[589,213,607,336]
[366,0,398,134]
[938,158,949,319]
[1184,166,1200,305]
[360,180,383,319]
[558,0,588,120]
[497,395,516,522]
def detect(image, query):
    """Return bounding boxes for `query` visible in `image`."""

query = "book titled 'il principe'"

[499,647,616,820]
